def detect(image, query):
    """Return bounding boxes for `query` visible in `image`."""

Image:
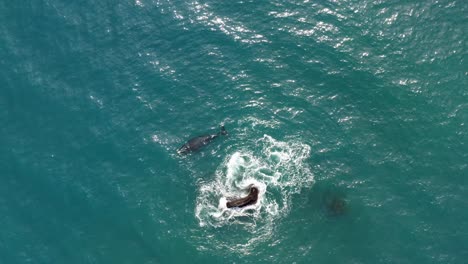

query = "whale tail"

[219,125,228,136]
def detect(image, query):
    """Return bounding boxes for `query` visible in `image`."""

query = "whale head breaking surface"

[226,186,259,208]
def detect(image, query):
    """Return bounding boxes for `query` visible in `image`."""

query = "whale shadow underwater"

[226,186,259,208]
[177,125,228,154]
[321,189,348,217]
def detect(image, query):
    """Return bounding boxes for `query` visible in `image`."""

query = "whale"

[177,125,228,154]
[226,186,259,208]
[325,196,347,216]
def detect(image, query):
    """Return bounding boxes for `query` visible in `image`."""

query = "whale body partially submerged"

[177,126,228,154]
[226,186,259,208]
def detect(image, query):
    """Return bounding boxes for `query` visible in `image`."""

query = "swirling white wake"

[194,135,313,253]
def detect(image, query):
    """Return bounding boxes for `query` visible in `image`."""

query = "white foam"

[194,135,313,252]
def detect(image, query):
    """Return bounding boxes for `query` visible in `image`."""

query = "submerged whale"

[226,186,259,208]
[177,126,228,154]
[325,196,347,216]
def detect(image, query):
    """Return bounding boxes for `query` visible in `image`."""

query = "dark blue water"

[1,0,467,263]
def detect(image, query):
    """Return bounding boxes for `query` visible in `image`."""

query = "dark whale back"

[177,126,227,154]
[188,135,215,149]
[226,187,259,208]
[178,134,216,154]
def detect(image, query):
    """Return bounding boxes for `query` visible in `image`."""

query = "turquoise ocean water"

[1,0,467,263]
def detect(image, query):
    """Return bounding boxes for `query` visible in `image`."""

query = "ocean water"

[1,0,467,263]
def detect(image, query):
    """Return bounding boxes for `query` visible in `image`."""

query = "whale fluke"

[220,125,227,136]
